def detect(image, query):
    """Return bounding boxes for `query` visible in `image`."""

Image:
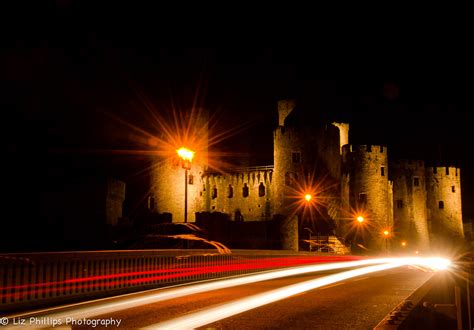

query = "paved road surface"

[63,266,432,329]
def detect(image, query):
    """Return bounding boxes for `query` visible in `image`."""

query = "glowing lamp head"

[356,216,364,223]
[383,230,389,236]
[304,194,312,202]
[177,147,195,162]
[401,241,407,247]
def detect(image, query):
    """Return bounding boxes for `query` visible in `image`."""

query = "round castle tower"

[150,110,209,222]
[273,99,300,250]
[425,166,463,242]
[342,144,392,251]
[392,160,430,251]
[273,99,301,216]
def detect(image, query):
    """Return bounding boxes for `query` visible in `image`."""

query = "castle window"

[446,167,449,175]
[452,186,455,193]
[292,152,301,163]
[243,183,249,197]
[258,182,266,197]
[212,186,217,199]
[228,185,233,198]
[413,177,420,187]
[358,193,367,205]
[380,167,385,176]
[148,196,155,211]
[285,172,291,186]
[397,200,403,209]
[188,174,194,185]
[439,201,444,209]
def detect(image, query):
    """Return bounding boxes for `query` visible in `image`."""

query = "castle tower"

[331,122,350,154]
[273,99,299,250]
[392,160,430,251]
[426,166,463,244]
[150,109,209,222]
[342,145,392,251]
[273,99,300,215]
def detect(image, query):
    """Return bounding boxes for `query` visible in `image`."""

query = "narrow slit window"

[212,186,217,199]
[381,167,385,176]
[258,182,266,197]
[228,185,233,198]
[439,201,444,209]
[452,186,455,193]
[148,196,155,210]
[446,167,450,175]
[413,177,420,187]
[243,183,249,197]
[188,174,194,185]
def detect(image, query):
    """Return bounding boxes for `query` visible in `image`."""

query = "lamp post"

[177,147,194,223]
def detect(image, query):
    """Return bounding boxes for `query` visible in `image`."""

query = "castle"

[149,100,464,252]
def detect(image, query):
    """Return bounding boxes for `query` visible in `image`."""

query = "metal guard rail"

[0,249,352,313]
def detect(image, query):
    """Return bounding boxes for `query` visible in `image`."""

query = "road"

[54,265,431,329]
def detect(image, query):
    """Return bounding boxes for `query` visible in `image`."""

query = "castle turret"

[342,144,392,251]
[426,166,463,243]
[392,160,430,251]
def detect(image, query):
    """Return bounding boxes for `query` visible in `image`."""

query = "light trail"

[147,257,450,329]
[5,257,449,329]
[7,258,396,327]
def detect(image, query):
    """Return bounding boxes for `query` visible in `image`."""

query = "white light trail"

[8,258,393,328]
[146,257,450,329]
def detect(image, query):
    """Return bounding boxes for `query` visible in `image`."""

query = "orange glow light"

[177,147,195,162]
[401,241,407,247]
[304,194,312,202]
[356,216,364,223]
[383,230,389,236]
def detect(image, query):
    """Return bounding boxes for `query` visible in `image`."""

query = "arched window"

[439,201,444,209]
[228,184,233,198]
[212,185,218,199]
[258,182,265,197]
[243,183,249,197]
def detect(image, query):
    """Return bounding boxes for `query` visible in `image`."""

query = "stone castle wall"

[343,144,391,250]
[392,160,430,251]
[202,168,274,221]
[426,166,463,242]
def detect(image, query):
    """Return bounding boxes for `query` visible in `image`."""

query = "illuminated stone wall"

[426,166,464,243]
[202,169,274,221]
[343,144,391,251]
[392,160,430,251]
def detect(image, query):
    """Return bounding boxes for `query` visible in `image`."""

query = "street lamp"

[356,215,364,224]
[177,147,195,223]
[383,230,390,252]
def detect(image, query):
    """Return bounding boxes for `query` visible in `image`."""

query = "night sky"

[2,2,474,251]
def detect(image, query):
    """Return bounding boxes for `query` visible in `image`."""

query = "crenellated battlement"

[204,167,274,185]
[426,166,460,178]
[344,144,387,154]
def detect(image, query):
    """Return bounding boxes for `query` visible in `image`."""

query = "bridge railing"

[0,249,350,313]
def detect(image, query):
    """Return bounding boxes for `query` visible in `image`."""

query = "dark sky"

[2,2,474,223]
